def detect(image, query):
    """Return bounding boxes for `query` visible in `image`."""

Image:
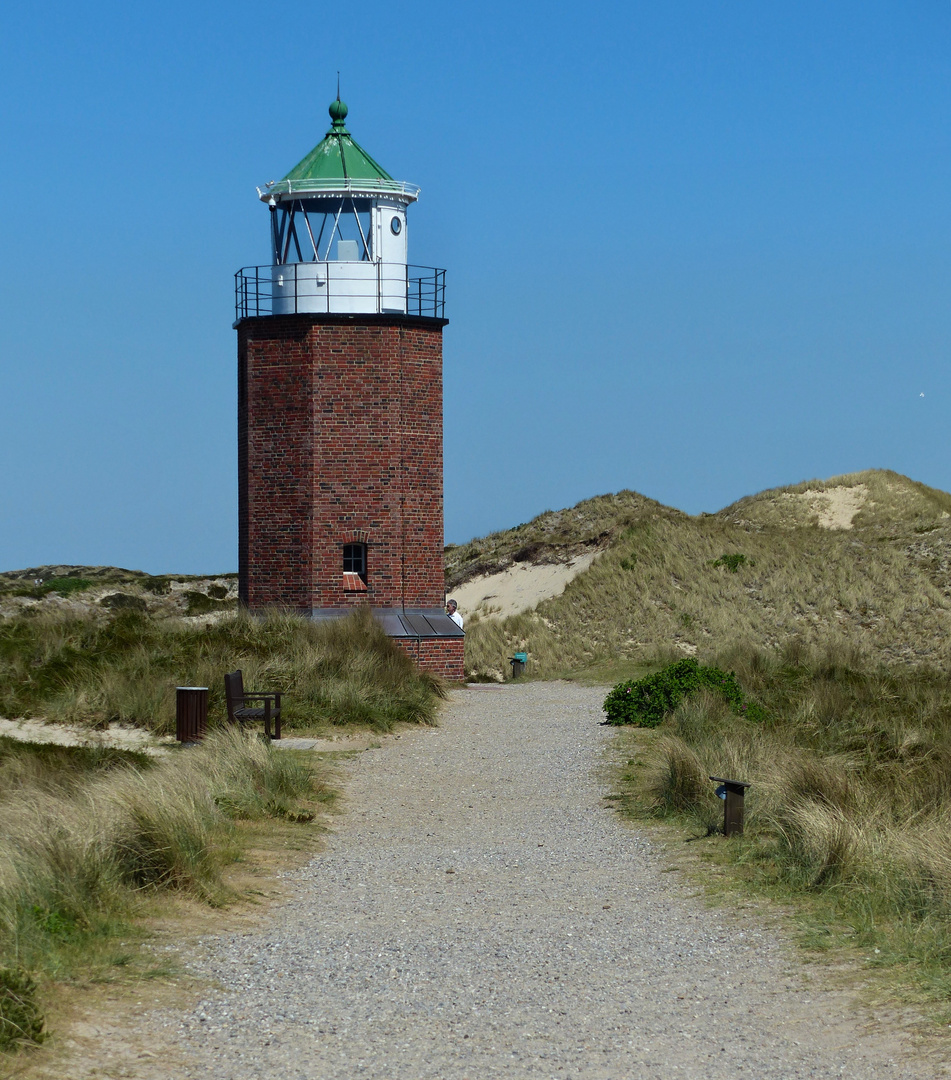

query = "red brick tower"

[234,97,463,679]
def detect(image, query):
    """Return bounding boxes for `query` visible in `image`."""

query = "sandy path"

[41,683,943,1078]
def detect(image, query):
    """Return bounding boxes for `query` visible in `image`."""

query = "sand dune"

[451,551,598,620]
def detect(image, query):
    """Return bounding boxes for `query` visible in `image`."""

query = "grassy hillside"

[444,490,685,589]
[0,566,238,620]
[457,470,951,680]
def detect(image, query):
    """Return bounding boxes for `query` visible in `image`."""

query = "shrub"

[712,553,752,573]
[183,590,232,616]
[99,593,148,612]
[13,578,95,600]
[603,657,764,726]
[141,576,172,595]
[0,967,44,1049]
[40,578,94,597]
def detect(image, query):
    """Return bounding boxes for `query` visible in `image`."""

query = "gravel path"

[141,682,938,1079]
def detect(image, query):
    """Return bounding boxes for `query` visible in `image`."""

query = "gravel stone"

[140,682,940,1078]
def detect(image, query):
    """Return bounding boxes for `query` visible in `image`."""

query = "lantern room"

[237,97,442,318]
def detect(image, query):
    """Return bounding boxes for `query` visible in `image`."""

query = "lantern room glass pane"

[273,199,373,263]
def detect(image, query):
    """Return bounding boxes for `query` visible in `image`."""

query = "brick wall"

[237,312,448,616]
[395,637,465,682]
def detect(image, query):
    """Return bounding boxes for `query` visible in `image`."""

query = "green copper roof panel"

[282,98,394,184]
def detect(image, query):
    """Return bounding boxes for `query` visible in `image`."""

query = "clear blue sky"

[2,1,950,572]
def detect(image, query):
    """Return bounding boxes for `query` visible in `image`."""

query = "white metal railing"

[235,263,446,320]
[259,178,420,200]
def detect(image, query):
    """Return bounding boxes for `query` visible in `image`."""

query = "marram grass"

[0,728,332,1051]
[614,641,951,1013]
[456,470,951,681]
[0,606,444,734]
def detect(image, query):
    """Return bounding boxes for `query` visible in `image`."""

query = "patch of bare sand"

[0,717,174,755]
[451,551,599,619]
[0,721,398,758]
[783,484,870,529]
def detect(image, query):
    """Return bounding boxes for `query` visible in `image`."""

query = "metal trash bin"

[509,652,528,679]
[176,687,208,743]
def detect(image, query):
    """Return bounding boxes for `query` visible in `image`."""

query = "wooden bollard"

[709,775,751,836]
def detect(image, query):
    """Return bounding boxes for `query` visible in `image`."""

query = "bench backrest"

[224,670,244,722]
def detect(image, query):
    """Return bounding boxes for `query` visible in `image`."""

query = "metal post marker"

[709,775,751,836]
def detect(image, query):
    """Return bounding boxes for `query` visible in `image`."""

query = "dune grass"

[718,468,951,531]
[0,729,332,1052]
[461,497,951,680]
[0,607,445,734]
[612,640,951,1011]
[444,489,682,589]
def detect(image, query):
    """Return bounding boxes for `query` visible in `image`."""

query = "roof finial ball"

[329,96,348,130]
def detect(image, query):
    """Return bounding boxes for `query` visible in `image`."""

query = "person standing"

[446,599,463,629]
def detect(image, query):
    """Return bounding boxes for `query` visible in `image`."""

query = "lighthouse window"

[390,216,402,236]
[343,543,367,582]
[273,198,373,264]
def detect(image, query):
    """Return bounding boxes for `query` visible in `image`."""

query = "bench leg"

[264,700,271,741]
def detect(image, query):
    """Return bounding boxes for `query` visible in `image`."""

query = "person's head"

[446,599,457,614]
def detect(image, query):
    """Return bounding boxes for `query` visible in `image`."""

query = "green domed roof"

[281,98,394,186]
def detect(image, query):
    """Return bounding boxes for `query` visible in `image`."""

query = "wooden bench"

[224,669,282,740]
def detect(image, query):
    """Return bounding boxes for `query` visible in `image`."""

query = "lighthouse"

[234,97,463,679]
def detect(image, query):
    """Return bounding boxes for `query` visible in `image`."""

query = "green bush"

[13,578,94,600]
[603,657,763,726]
[141,576,172,595]
[712,553,753,573]
[183,590,233,616]
[0,967,44,1049]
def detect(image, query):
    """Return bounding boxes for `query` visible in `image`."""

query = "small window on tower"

[343,543,367,583]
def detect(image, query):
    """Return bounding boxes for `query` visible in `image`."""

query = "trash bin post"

[709,775,751,836]
[176,687,209,744]
[509,652,528,679]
